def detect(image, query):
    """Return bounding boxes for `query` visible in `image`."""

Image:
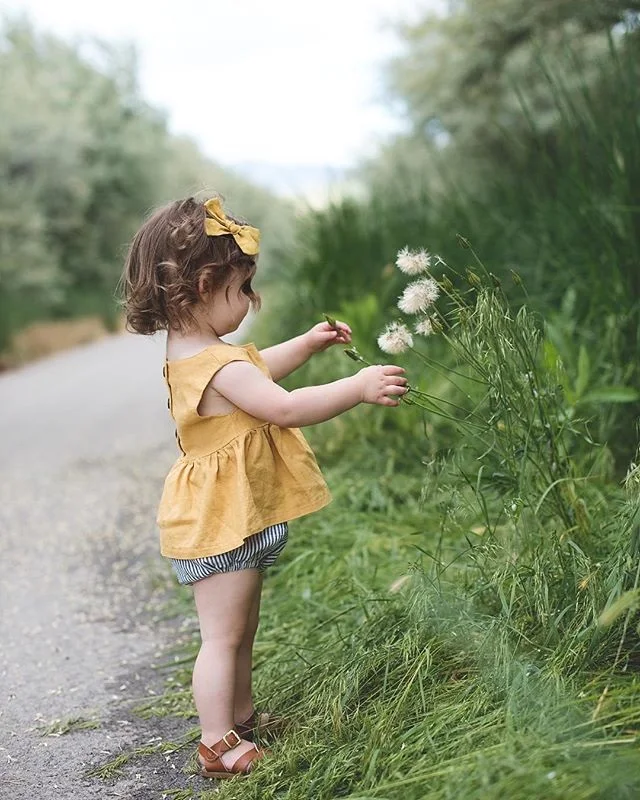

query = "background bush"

[256,5,640,467]
[0,16,294,351]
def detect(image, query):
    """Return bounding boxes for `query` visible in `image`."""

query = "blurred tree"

[0,16,293,347]
[350,0,640,463]
[385,0,640,174]
[0,21,164,314]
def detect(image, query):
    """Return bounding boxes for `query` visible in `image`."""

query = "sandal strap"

[233,744,263,773]
[236,711,257,737]
[198,728,243,766]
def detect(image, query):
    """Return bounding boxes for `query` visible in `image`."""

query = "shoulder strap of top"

[241,343,272,379]
[192,346,255,395]
[166,345,258,418]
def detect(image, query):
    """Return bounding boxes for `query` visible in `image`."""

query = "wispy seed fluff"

[395,247,431,275]
[415,316,434,336]
[397,278,440,314]
[377,322,413,354]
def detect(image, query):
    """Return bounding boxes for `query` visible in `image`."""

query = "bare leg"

[234,573,263,724]
[192,568,261,767]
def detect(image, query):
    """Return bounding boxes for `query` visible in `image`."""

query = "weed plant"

[140,445,640,799]
[257,42,640,466]
[97,45,640,796]
[120,248,640,799]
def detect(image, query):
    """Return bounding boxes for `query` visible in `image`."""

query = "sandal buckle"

[222,729,242,749]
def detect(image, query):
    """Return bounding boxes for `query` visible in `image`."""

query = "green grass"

[38,715,101,737]
[84,41,640,794]
[102,269,640,799]
[85,727,200,780]
[129,447,640,800]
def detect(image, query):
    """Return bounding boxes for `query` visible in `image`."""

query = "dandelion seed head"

[398,278,440,314]
[395,247,431,275]
[377,322,413,354]
[415,317,434,337]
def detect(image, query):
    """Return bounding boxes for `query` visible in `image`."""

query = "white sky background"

[3,0,445,169]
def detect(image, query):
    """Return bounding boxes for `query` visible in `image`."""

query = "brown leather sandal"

[236,710,286,742]
[197,729,264,779]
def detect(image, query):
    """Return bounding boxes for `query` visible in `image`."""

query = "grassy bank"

[121,441,640,800]
[95,271,640,799]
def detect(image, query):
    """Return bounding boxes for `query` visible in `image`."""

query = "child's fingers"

[380,396,401,407]
[385,384,408,396]
[382,365,406,375]
[318,320,351,335]
[385,376,408,386]
[317,328,340,341]
[318,327,351,345]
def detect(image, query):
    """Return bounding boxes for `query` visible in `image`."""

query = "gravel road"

[0,333,199,799]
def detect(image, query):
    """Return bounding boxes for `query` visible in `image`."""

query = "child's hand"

[357,365,408,407]
[305,320,352,353]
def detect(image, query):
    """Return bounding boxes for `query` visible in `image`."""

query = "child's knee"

[200,629,245,652]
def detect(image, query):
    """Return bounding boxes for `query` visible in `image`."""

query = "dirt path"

[0,333,196,799]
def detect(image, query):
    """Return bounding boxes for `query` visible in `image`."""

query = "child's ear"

[197,273,210,300]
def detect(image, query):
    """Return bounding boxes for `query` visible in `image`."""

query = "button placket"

[164,365,185,455]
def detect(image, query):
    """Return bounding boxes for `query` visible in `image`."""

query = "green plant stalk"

[408,345,478,401]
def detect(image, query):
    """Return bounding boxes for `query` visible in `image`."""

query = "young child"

[122,195,408,779]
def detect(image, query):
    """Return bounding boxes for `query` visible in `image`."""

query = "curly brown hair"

[121,195,261,335]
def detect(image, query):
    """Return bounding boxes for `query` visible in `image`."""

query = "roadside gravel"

[0,334,200,799]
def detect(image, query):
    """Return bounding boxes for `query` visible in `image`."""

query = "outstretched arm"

[210,360,407,428]
[259,321,352,382]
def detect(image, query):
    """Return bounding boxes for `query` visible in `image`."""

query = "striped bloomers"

[170,522,289,585]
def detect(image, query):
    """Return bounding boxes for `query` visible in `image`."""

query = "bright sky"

[3,0,443,169]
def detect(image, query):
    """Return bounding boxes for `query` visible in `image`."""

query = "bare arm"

[259,321,352,382]
[259,334,314,383]
[211,361,407,428]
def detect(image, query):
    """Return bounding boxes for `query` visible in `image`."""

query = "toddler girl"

[122,195,407,779]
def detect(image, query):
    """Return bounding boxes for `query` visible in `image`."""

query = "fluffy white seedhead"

[397,278,440,314]
[415,316,434,336]
[377,322,413,354]
[395,247,431,275]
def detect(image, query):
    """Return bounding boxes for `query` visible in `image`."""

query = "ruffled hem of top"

[156,423,331,560]
[159,494,331,559]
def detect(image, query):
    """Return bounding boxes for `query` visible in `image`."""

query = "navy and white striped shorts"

[169,522,289,585]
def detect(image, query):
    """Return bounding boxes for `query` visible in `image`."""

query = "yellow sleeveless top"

[157,342,331,559]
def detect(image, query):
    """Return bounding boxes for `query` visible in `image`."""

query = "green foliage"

[386,0,640,175]
[120,253,640,798]
[544,289,639,444]
[124,431,640,798]
[0,20,163,317]
[264,31,640,464]
[0,16,295,350]
[38,715,100,736]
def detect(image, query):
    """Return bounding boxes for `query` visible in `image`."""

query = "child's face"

[204,273,251,336]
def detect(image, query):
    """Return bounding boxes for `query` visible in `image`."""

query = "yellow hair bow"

[203,197,260,256]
